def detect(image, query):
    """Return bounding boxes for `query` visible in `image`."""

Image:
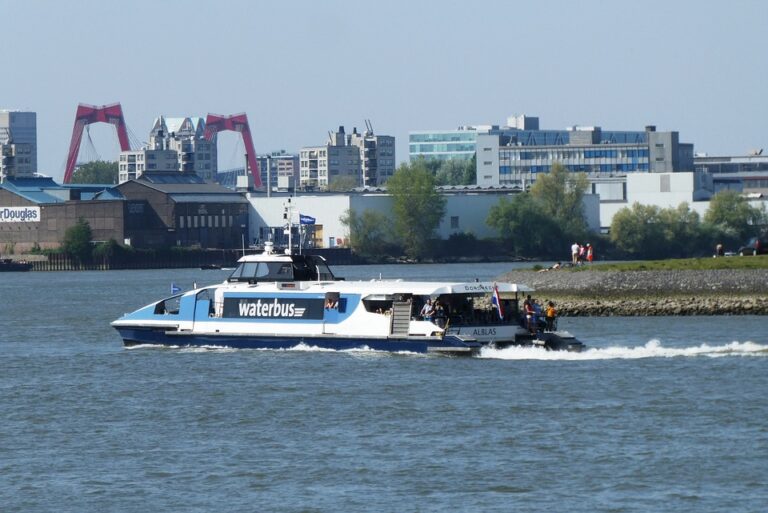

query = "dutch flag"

[491,283,505,320]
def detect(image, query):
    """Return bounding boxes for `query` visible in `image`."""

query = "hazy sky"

[3,0,767,180]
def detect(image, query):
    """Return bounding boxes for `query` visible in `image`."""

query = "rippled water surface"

[1,264,767,512]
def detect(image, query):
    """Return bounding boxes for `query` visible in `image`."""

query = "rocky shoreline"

[497,269,768,316]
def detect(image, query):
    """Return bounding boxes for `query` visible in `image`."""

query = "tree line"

[66,159,768,262]
[344,162,767,262]
[610,190,767,258]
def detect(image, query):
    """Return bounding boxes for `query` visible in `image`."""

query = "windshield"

[228,261,294,282]
[227,255,338,283]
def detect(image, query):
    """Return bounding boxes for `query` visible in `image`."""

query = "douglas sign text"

[0,206,41,223]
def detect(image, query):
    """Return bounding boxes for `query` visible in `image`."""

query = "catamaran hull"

[114,327,480,355]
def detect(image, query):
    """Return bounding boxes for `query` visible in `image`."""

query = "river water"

[1,263,766,512]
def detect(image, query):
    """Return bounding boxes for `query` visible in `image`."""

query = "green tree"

[408,155,476,187]
[62,217,93,264]
[387,161,446,260]
[434,155,476,186]
[529,162,589,237]
[485,163,593,258]
[609,203,666,257]
[656,202,703,257]
[70,160,119,184]
[340,209,396,260]
[487,194,561,256]
[703,190,766,245]
[610,202,711,258]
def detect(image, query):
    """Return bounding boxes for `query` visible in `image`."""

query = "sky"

[2,0,768,181]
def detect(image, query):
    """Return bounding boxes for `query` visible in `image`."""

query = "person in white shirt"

[420,299,434,321]
[571,242,580,264]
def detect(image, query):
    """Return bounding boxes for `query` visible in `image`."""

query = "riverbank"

[498,268,768,316]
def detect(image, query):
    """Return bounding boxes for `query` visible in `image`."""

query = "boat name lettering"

[239,298,298,317]
[472,327,497,336]
[222,297,325,320]
[0,206,40,223]
[459,284,493,293]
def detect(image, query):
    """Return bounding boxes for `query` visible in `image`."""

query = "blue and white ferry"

[112,243,583,355]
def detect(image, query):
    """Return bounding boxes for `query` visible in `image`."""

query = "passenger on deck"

[420,299,434,322]
[523,295,536,334]
[545,301,557,331]
[434,300,447,328]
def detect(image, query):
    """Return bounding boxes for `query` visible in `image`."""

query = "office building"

[161,117,217,180]
[0,141,34,182]
[0,110,37,178]
[409,128,479,162]
[694,152,768,195]
[118,122,178,183]
[300,124,396,190]
[409,115,540,163]
[348,122,396,186]
[118,116,217,183]
[256,151,300,191]
[300,126,361,190]
[477,125,694,189]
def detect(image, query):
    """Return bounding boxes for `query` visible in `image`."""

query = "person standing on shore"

[571,242,579,264]
[586,243,594,263]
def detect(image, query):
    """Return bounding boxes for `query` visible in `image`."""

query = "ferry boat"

[112,243,584,355]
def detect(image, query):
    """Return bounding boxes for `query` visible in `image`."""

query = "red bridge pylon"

[64,103,131,183]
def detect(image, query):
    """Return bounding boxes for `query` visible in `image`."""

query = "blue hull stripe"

[114,327,479,354]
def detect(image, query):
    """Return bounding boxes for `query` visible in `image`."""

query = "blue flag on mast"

[171,283,181,294]
[299,214,316,225]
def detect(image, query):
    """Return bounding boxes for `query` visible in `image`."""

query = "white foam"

[287,343,423,357]
[124,341,422,356]
[124,344,180,350]
[478,340,768,360]
[179,345,238,353]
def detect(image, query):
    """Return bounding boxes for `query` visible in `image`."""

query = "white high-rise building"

[118,116,217,183]
[158,117,217,181]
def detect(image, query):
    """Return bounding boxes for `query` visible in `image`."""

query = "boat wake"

[479,340,768,360]
[125,342,423,357]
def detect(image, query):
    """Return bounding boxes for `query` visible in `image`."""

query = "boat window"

[255,262,294,281]
[307,256,336,281]
[324,292,339,310]
[154,294,182,315]
[363,298,393,315]
[228,261,295,282]
[228,262,259,282]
